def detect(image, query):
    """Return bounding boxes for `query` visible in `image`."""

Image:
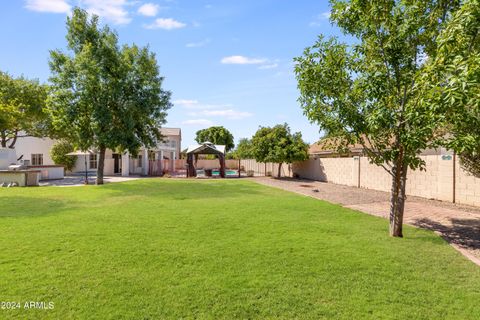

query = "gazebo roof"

[186,142,226,155]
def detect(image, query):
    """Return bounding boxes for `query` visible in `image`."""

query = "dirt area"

[252,177,480,266]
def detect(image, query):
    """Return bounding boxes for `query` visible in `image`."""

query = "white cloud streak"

[200,109,253,120]
[186,38,211,48]
[221,55,268,65]
[24,0,71,13]
[181,119,214,126]
[174,99,230,110]
[144,17,186,30]
[258,63,278,70]
[309,11,331,27]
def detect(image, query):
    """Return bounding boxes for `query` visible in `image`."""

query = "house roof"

[186,142,226,155]
[160,127,181,136]
[309,137,370,155]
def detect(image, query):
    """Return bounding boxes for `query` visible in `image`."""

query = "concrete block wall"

[293,155,480,207]
[321,157,357,187]
[358,158,391,192]
[456,160,480,207]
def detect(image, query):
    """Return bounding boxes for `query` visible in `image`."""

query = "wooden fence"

[240,159,293,177]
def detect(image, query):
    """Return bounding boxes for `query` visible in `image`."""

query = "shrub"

[246,170,254,177]
[50,140,76,172]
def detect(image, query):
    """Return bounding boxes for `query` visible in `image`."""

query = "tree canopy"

[47,7,171,184]
[251,123,309,177]
[231,138,254,159]
[0,71,49,148]
[295,0,462,237]
[195,126,235,152]
[423,0,480,177]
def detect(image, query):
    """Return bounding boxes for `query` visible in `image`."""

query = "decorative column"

[121,152,130,177]
[170,151,176,172]
[142,149,149,176]
[159,150,164,173]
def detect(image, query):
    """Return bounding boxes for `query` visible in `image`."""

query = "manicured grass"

[0,179,479,319]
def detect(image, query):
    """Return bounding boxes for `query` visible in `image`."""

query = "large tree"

[0,71,49,148]
[295,0,461,237]
[48,7,171,184]
[424,0,480,177]
[251,124,309,177]
[195,126,235,152]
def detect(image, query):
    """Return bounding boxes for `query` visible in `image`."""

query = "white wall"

[0,148,17,169]
[14,136,56,165]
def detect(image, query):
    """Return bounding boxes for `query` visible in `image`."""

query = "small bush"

[50,140,76,172]
[246,170,254,177]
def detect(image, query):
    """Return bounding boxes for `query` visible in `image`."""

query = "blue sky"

[0,0,343,148]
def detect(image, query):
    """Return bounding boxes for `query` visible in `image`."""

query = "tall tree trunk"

[277,162,282,178]
[84,153,88,185]
[389,158,408,237]
[1,131,6,148]
[96,146,106,185]
[8,130,18,149]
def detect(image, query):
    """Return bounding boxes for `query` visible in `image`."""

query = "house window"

[31,154,43,166]
[89,154,98,169]
[138,155,143,168]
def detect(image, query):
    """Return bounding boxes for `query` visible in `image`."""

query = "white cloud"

[321,11,331,19]
[81,0,132,24]
[221,55,268,65]
[25,0,132,24]
[144,17,186,30]
[174,99,199,107]
[177,98,253,121]
[200,109,253,120]
[186,38,211,48]
[182,119,214,126]
[25,0,71,13]
[137,3,160,17]
[310,11,331,27]
[258,63,278,70]
[174,99,230,110]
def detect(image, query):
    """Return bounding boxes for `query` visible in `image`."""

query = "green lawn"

[0,179,479,319]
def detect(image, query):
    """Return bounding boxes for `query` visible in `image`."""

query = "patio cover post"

[219,154,226,178]
[142,149,149,176]
[186,153,196,177]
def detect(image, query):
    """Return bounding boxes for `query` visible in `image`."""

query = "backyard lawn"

[1,179,479,319]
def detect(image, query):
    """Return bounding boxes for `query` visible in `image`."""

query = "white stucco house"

[14,127,181,177]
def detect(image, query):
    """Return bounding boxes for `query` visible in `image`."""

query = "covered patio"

[186,142,226,178]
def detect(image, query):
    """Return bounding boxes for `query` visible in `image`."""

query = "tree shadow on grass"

[413,218,480,254]
[0,196,76,218]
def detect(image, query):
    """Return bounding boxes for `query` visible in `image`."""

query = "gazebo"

[186,142,226,178]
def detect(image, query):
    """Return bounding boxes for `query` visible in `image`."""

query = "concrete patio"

[39,175,143,187]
